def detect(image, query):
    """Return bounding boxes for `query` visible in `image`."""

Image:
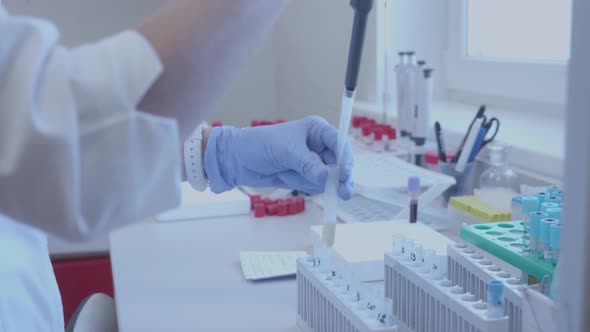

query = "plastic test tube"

[540,218,559,262]
[421,249,436,274]
[546,195,562,205]
[521,196,540,245]
[412,244,424,266]
[550,223,561,265]
[546,207,562,221]
[403,239,415,262]
[528,211,548,255]
[322,165,339,247]
[431,255,446,280]
[392,234,405,256]
[486,280,505,318]
[408,176,421,223]
[541,202,560,212]
[547,186,561,195]
[536,192,550,204]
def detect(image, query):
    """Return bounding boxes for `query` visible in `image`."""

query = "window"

[467,0,571,62]
[446,0,573,111]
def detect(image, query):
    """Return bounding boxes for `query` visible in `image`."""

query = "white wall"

[272,0,378,125]
[388,0,449,100]
[271,0,448,126]
[4,0,278,127]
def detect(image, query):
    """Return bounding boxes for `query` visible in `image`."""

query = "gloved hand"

[204,116,354,199]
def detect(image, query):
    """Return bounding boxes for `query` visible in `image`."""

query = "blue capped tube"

[550,223,561,265]
[528,211,548,255]
[486,280,505,318]
[521,196,540,246]
[540,218,559,262]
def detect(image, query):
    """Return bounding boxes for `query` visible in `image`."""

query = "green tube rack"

[460,221,555,281]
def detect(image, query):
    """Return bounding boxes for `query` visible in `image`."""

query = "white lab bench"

[109,201,324,332]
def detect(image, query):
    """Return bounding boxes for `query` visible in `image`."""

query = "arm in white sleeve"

[0,12,181,241]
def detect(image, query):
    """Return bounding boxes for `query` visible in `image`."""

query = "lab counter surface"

[109,201,326,332]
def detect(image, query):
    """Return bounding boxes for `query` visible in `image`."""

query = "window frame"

[445,0,569,112]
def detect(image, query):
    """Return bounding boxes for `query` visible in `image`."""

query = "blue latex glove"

[204,116,354,199]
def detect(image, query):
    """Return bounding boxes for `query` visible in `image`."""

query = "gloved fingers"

[277,170,324,195]
[237,169,287,188]
[338,180,355,200]
[305,116,335,154]
[319,149,353,186]
[281,146,329,187]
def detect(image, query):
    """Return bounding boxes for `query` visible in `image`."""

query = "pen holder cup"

[440,162,476,201]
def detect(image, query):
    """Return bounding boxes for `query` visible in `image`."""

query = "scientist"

[0,1,353,330]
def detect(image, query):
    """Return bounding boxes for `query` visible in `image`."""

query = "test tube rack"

[297,258,398,332]
[384,249,510,332]
[447,243,527,332]
[460,221,555,280]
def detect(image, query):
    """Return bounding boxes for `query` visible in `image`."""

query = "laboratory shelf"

[460,221,555,281]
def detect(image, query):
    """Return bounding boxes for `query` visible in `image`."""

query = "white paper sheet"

[240,251,307,281]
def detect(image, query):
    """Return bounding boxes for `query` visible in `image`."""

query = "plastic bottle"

[476,144,520,211]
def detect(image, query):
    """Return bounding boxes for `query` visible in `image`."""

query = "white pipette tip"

[322,165,339,247]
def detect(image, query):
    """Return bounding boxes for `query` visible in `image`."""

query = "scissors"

[478,116,500,152]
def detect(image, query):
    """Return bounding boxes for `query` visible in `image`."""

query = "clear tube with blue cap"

[547,186,561,195]
[528,211,548,255]
[521,196,540,246]
[536,192,550,204]
[486,280,505,318]
[408,176,420,223]
[541,202,560,212]
[540,218,559,262]
[550,223,561,265]
[545,207,562,221]
[545,195,562,205]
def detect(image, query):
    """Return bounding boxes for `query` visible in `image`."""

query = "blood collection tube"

[547,186,561,195]
[253,203,266,218]
[550,223,561,265]
[546,207,562,221]
[546,195,562,205]
[536,192,549,204]
[528,211,548,255]
[250,195,261,210]
[521,196,540,246]
[541,202,559,212]
[540,218,559,262]
[486,280,505,318]
[408,176,420,223]
[361,126,374,145]
[372,130,386,152]
[286,198,297,215]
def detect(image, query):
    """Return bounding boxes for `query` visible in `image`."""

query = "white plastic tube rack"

[297,257,398,332]
[446,243,528,332]
[384,248,509,332]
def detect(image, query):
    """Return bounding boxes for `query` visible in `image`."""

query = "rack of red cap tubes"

[251,119,287,127]
[250,195,306,218]
[351,116,397,152]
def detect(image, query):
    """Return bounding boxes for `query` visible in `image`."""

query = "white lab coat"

[0,7,181,331]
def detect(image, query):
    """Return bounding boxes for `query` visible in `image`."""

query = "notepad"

[240,251,307,281]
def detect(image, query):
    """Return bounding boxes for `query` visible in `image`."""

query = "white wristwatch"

[184,122,209,191]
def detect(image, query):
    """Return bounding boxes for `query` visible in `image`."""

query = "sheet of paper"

[240,251,307,281]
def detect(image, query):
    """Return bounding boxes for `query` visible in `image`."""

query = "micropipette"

[323,0,374,247]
